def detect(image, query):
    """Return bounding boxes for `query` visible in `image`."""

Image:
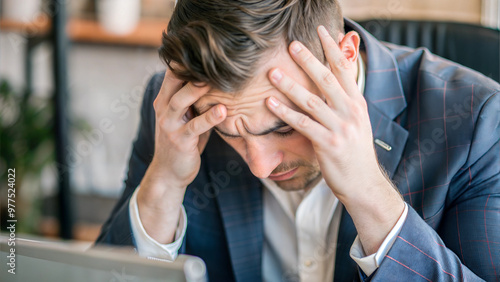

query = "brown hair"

[159,0,344,92]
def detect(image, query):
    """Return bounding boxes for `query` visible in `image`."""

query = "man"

[96,0,500,281]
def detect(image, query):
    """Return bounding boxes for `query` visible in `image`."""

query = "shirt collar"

[357,52,366,94]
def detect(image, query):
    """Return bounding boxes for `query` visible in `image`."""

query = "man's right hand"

[137,70,227,244]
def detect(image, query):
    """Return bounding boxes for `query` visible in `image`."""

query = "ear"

[338,31,360,63]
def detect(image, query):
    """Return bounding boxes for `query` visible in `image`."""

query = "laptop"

[0,234,206,282]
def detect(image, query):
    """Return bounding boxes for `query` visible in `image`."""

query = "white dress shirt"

[128,54,409,279]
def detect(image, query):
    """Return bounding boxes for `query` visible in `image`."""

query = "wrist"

[136,195,182,244]
[137,178,186,211]
[138,163,187,206]
[146,159,189,189]
[135,180,186,244]
[342,176,405,255]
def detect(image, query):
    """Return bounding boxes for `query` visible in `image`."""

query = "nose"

[245,139,283,179]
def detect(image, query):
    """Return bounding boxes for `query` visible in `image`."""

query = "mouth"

[268,167,298,181]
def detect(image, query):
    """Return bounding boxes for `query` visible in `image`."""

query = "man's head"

[159,0,360,191]
[159,0,344,92]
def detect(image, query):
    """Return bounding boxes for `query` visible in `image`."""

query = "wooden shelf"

[68,18,168,47]
[0,16,168,47]
[0,15,51,36]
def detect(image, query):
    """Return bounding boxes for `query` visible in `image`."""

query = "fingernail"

[268,97,279,108]
[270,69,283,82]
[213,105,222,118]
[291,42,302,54]
[318,25,329,37]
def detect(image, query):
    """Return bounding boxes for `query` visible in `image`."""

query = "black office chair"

[357,20,500,83]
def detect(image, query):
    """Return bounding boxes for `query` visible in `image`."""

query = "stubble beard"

[272,161,322,192]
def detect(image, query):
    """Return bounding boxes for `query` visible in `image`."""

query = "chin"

[275,170,322,191]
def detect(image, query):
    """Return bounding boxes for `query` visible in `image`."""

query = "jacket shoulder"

[384,42,499,106]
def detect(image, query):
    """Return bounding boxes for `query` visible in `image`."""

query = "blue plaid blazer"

[96,19,500,281]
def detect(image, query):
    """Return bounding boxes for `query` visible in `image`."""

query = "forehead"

[193,46,317,115]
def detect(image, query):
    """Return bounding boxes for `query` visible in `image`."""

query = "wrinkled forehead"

[193,79,284,117]
[193,46,316,116]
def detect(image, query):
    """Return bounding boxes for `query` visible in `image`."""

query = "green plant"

[0,78,55,234]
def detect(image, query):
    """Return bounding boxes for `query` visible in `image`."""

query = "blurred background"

[0,0,498,243]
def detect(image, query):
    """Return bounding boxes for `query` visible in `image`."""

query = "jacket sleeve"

[372,93,500,281]
[94,72,164,247]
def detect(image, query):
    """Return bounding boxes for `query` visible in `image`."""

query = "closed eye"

[274,126,295,138]
[216,126,295,139]
[214,121,292,138]
[217,131,240,139]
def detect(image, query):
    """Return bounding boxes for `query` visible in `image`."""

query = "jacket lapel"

[334,207,359,282]
[204,134,264,282]
[367,102,409,178]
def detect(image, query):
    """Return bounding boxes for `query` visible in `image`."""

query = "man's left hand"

[266,25,405,255]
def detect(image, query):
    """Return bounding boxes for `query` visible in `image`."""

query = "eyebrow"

[192,103,289,138]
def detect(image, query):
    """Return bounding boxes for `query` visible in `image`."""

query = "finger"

[317,26,360,97]
[183,104,227,137]
[266,96,330,144]
[269,68,342,131]
[166,82,211,121]
[288,40,348,108]
[153,69,183,113]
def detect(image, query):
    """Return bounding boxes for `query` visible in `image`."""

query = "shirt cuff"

[129,186,187,261]
[349,202,408,276]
